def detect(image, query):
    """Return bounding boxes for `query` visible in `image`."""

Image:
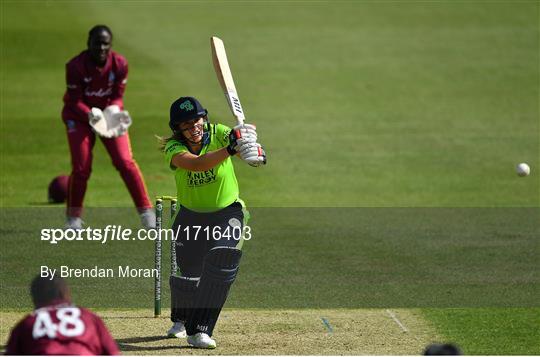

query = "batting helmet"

[169,97,208,132]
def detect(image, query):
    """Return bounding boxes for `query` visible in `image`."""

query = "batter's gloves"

[227,124,257,155]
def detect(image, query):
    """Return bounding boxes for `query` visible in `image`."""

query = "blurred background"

[1,1,538,354]
[1,1,537,208]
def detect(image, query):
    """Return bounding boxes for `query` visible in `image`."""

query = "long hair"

[157,132,185,152]
[158,116,210,152]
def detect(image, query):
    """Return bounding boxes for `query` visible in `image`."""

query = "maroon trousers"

[65,120,151,217]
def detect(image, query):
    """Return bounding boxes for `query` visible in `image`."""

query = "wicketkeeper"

[61,25,154,229]
[160,96,265,349]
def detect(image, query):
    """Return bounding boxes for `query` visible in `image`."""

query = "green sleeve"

[215,123,232,148]
[164,139,188,170]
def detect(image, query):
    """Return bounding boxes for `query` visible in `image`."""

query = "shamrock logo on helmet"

[179,100,194,112]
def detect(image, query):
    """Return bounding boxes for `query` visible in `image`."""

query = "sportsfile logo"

[179,100,194,111]
[40,224,252,244]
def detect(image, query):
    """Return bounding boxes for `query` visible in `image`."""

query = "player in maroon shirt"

[6,276,119,355]
[62,25,154,229]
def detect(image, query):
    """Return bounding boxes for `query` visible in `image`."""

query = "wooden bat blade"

[211,36,245,124]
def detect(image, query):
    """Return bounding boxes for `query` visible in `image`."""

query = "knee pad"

[194,247,242,309]
[203,246,242,284]
[170,275,199,292]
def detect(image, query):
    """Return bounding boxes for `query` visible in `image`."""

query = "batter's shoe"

[65,216,83,230]
[140,209,156,229]
[167,321,187,338]
[187,332,216,349]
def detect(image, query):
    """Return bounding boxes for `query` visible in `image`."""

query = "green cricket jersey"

[164,123,239,212]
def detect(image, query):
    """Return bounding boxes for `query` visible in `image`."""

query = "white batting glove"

[237,123,257,138]
[228,123,258,155]
[237,142,267,167]
[231,124,257,148]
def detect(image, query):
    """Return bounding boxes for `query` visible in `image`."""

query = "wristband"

[226,145,237,156]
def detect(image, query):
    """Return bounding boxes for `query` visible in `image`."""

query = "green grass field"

[1,0,539,355]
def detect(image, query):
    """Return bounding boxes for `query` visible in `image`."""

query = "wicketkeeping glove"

[88,105,132,138]
[88,107,104,126]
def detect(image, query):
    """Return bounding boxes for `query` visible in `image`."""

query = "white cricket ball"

[516,163,530,177]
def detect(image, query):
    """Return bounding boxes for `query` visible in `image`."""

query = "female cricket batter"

[62,25,154,229]
[161,96,265,348]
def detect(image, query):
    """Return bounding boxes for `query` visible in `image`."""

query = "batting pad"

[170,276,199,323]
[186,247,242,335]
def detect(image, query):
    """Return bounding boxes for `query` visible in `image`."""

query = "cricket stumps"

[154,195,177,317]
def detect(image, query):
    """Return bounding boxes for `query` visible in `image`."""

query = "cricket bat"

[211,36,245,125]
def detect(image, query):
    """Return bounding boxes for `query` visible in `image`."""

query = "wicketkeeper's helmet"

[169,97,208,133]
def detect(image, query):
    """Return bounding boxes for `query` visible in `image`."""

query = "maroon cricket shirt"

[62,50,127,122]
[6,299,120,355]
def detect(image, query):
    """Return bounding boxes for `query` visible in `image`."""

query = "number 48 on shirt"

[32,307,85,339]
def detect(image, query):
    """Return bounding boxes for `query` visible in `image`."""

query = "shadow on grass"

[1,337,196,353]
[117,335,199,351]
[100,315,159,319]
